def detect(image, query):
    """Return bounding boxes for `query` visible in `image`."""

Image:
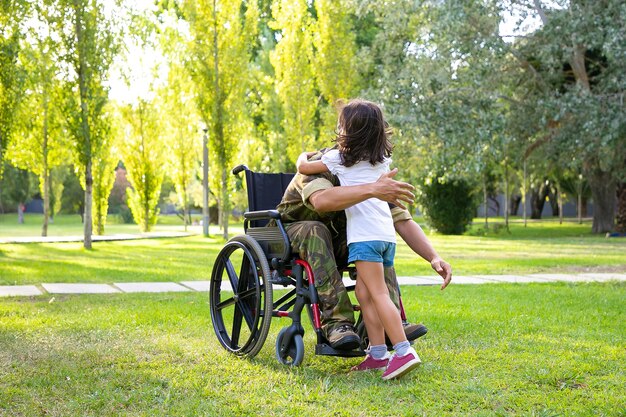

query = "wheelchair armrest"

[243,209,282,221]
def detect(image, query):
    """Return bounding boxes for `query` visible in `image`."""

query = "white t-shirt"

[321,149,396,245]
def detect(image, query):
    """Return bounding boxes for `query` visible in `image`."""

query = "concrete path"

[1,273,625,297]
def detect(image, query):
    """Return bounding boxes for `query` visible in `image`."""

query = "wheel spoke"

[236,298,256,331]
[231,304,243,347]
[238,255,251,292]
[224,258,239,291]
[215,296,236,311]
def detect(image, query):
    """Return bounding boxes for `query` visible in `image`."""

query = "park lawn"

[0,213,204,237]
[1,219,625,285]
[1,282,624,416]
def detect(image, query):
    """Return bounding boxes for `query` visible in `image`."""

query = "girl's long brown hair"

[335,99,393,167]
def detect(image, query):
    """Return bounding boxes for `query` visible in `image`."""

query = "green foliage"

[0,0,28,179]
[60,168,84,216]
[160,60,200,229]
[418,177,476,235]
[121,99,166,232]
[91,151,117,235]
[269,0,317,163]
[0,162,36,210]
[55,0,123,246]
[183,0,260,238]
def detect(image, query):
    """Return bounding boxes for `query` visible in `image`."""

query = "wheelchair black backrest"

[237,165,295,227]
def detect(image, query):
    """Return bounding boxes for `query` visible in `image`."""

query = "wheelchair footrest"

[315,343,365,358]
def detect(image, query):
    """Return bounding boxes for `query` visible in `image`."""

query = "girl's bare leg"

[355,261,407,346]
[355,279,385,346]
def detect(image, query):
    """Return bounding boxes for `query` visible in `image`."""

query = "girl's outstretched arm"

[296,151,329,175]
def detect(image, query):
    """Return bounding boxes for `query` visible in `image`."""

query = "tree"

[509,0,626,233]
[0,0,27,180]
[161,63,200,230]
[270,0,317,164]
[90,108,117,235]
[7,2,68,236]
[0,163,36,223]
[311,0,360,137]
[157,11,201,230]
[56,0,121,248]
[183,0,259,239]
[120,99,165,232]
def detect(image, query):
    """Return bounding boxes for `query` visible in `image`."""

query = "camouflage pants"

[286,221,401,336]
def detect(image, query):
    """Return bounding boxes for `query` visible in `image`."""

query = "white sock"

[393,341,410,357]
[369,344,388,360]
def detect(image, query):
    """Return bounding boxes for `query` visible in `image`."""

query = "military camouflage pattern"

[274,148,403,336]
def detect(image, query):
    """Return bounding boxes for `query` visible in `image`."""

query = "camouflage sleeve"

[391,206,413,223]
[302,177,334,211]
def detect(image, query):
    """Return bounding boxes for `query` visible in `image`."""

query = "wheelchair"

[209,165,410,366]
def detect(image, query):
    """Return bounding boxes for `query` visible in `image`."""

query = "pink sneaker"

[350,353,390,371]
[382,348,421,380]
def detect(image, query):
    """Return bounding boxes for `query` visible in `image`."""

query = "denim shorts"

[348,240,396,267]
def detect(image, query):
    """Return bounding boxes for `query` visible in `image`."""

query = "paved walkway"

[1,273,625,297]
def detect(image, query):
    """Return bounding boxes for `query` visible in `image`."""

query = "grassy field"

[1,283,624,416]
[1,214,624,415]
[0,213,205,237]
[0,215,624,285]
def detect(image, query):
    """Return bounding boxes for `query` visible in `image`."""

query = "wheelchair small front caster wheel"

[275,327,304,366]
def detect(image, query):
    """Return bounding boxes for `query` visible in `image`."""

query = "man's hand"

[431,257,452,290]
[371,168,415,209]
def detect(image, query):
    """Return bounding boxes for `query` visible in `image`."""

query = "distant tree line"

[0,0,624,242]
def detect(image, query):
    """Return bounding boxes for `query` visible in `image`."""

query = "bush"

[418,177,476,235]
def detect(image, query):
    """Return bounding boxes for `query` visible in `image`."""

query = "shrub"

[418,177,476,235]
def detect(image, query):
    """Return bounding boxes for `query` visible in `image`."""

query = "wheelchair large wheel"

[210,234,273,358]
[275,327,304,366]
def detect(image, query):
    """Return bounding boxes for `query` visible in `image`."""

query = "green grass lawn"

[1,283,624,416]
[1,216,624,285]
[0,213,205,237]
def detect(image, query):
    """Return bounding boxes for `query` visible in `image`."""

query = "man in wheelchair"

[275,148,452,350]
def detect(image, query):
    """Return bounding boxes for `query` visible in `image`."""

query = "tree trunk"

[18,203,25,224]
[615,182,626,233]
[557,182,563,225]
[42,170,50,237]
[221,167,228,240]
[84,161,93,248]
[504,164,509,231]
[530,182,549,219]
[483,180,488,230]
[548,187,559,217]
[509,194,521,216]
[588,169,616,233]
[42,95,50,237]
[76,4,92,249]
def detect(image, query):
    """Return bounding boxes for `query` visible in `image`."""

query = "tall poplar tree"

[0,0,27,180]
[312,0,360,138]
[56,0,120,248]
[120,99,166,233]
[183,0,259,239]
[270,0,317,164]
[8,3,68,236]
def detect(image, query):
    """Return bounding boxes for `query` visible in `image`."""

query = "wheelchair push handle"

[232,165,249,175]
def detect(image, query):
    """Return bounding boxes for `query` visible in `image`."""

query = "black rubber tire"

[275,327,305,366]
[210,234,273,358]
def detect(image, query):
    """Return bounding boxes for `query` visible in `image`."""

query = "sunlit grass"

[1,216,625,285]
[1,283,624,416]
